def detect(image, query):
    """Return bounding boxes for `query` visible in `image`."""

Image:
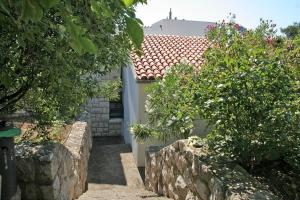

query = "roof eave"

[136,79,158,83]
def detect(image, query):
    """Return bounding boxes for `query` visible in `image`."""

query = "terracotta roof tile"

[131,35,209,80]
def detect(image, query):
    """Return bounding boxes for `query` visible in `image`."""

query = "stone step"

[87,144,144,189]
[77,138,172,200]
[78,188,171,200]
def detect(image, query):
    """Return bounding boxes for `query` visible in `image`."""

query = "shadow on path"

[79,136,171,200]
[87,136,144,188]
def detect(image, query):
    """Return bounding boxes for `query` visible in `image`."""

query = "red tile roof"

[130,35,209,80]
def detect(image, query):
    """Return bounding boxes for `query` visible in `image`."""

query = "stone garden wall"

[15,117,92,200]
[145,140,279,200]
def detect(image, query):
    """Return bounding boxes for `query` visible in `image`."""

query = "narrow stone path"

[78,137,170,200]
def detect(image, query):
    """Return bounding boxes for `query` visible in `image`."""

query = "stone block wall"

[85,69,123,137]
[86,97,109,136]
[145,140,279,200]
[108,118,123,136]
[15,117,92,200]
[85,98,123,137]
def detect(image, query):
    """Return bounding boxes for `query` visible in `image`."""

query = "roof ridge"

[152,18,215,24]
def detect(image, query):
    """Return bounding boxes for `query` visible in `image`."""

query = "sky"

[136,0,300,30]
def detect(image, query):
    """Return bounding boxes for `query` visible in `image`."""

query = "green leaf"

[66,17,97,54]
[0,74,12,88]
[58,25,66,33]
[66,19,82,38]
[69,39,83,54]
[122,0,134,7]
[79,37,98,54]
[39,0,60,9]
[0,0,10,16]
[91,0,111,17]
[21,0,43,21]
[126,17,144,49]
[135,18,143,25]
[91,0,101,14]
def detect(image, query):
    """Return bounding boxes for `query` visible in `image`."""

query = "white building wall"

[122,64,139,144]
[123,64,162,166]
[123,64,147,166]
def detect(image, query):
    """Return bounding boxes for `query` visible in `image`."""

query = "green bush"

[132,64,200,142]
[199,20,300,168]
[285,31,300,79]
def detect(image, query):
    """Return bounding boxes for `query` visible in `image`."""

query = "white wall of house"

[122,63,139,144]
[123,64,210,167]
[122,63,146,166]
[122,64,167,166]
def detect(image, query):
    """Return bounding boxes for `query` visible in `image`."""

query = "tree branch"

[0,87,29,113]
[0,9,9,17]
[0,81,31,112]
[0,87,30,113]
[0,82,30,103]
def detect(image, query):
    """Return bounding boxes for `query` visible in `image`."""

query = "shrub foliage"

[199,20,300,167]
[132,20,300,169]
[132,64,200,142]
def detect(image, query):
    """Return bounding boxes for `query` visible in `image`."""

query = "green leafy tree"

[199,20,300,168]
[0,0,145,125]
[284,31,300,79]
[281,22,300,39]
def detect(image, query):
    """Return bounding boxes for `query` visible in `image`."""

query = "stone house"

[88,15,215,166]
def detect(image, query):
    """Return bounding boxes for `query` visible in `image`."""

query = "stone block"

[92,121,98,127]
[20,183,38,200]
[185,190,200,200]
[95,114,101,119]
[40,176,60,200]
[16,157,35,182]
[175,175,188,199]
[194,179,209,200]
[209,178,224,200]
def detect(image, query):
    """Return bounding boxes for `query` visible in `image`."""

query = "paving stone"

[78,138,171,200]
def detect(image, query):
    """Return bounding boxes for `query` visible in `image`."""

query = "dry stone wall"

[15,117,92,200]
[145,140,279,200]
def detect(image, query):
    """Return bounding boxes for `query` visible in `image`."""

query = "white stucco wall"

[122,64,139,144]
[122,64,166,166]
[122,63,143,166]
[122,64,210,167]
